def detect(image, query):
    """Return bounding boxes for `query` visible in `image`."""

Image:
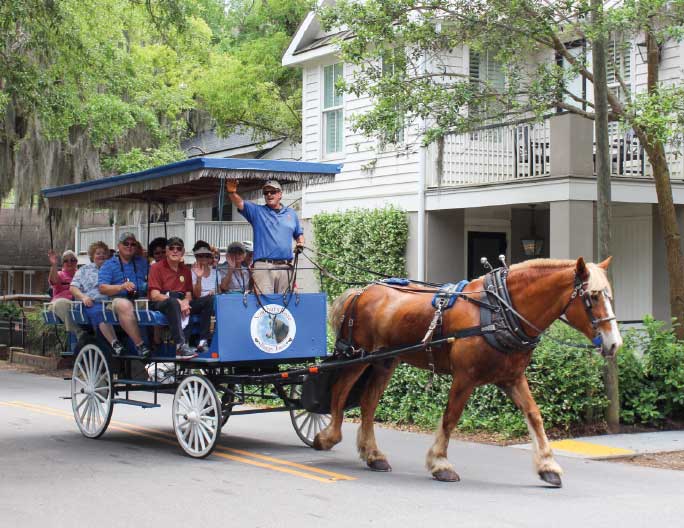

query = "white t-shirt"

[191,268,220,297]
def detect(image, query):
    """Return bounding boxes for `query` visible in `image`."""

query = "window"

[557,40,587,110]
[469,50,506,119]
[607,36,631,101]
[323,63,344,155]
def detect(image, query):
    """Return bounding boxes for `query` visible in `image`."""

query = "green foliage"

[618,317,684,424]
[0,302,22,319]
[311,207,409,299]
[101,144,187,174]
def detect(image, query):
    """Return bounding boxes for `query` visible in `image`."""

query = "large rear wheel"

[71,341,113,439]
[173,375,221,458]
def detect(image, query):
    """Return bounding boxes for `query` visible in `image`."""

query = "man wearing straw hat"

[225,179,303,294]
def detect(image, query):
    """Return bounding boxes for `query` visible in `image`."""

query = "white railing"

[78,221,252,253]
[605,126,684,180]
[431,119,551,186]
[195,221,253,248]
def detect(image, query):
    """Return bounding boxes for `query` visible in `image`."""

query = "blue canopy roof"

[41,157,342,210]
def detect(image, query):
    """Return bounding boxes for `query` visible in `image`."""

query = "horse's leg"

[425,374,474,482]
[500,375,563,487]
[357,359,400,472]
[313,364,368,451]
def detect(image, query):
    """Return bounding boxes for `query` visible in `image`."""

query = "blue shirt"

[98,255,149,297]
[239,202,303,261]
[71,262,107,301]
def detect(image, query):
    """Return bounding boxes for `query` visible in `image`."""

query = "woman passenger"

[69,241,122,354]
[220,242,250,293]
[191,240,221,298]
[148,237,167,264]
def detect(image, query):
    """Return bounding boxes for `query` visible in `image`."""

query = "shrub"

[312,207,408,299]
[0,302,22,319]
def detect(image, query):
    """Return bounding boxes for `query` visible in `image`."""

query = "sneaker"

[137,343,152,359]
[111,340,125,357]
[176,343,197,360]
[196,339,209,353]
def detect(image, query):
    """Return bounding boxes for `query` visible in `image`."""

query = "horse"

[313,257,622,487]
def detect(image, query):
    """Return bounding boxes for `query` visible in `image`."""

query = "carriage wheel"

[173,375,221,458]
[71,341,113,439]
[288,384,331,448]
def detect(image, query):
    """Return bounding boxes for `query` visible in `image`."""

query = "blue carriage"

[41,158,341,458]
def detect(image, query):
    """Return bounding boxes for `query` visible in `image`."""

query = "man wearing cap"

[148,237,214,359]
[47,249,85,340]
[98,232,151,357]
[225,179,303,294]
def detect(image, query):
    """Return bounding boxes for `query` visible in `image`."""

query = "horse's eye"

[590,293,599,301]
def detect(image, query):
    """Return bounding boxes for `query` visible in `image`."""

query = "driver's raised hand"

[225,180,238,194]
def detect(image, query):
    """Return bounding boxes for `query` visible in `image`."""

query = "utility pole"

[591,0,620,432]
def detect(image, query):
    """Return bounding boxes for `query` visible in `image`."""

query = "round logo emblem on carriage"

[250,304,297,354]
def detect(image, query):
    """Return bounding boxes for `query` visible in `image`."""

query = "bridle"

[559,272,617,347]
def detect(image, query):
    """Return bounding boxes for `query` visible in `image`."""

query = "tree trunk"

[634,28,684,338]
[591,0,619,432]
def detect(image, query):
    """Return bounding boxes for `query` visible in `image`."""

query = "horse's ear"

[598,256,613,270]
[575,257,589,280]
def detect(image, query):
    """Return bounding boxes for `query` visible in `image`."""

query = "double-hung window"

[323,63,344,155]
[469,50,506,121]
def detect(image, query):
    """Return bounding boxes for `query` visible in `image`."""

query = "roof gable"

[283,0,342,66]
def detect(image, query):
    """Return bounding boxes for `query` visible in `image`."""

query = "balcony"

[76,221,253,255]
[427,113,684,188]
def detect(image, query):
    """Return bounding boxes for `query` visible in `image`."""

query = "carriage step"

[60,396,72,400]
[112,398,161,408]
[63,377,72,381]
[114,378,165,388]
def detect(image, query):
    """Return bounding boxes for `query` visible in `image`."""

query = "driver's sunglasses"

[168,245,183,252]
[263,189,279,196]
[121,241,136,248]
[63,258,77,263]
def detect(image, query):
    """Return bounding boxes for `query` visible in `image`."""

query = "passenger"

[191,240,220,298]
[148,237,167,264]
[47,249,84,341]
[70,241,119,351]
[147,237,213,358]
[98,232,151,358]
[225,179,304,294]
[220,241,250,293]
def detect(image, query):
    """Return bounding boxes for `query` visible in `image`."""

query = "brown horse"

[314,257,622,487]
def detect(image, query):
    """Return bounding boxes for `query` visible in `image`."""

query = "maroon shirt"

[147,258,192,299]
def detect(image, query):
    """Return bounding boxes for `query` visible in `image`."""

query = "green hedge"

[312,207,408,299]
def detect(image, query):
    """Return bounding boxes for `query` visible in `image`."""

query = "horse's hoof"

[432,469,460,482]
[539,471,562,488]
[312,435,326,451]
[367,459,392,472]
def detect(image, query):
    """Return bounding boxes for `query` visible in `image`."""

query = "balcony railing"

[77,221,252,254]
[428,114,684,188]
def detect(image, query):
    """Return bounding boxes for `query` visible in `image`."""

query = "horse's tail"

[329,287,362,333]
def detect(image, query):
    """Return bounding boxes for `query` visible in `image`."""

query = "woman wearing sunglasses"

[47,249,85,341]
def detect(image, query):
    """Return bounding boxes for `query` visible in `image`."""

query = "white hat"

[242,240,254,253]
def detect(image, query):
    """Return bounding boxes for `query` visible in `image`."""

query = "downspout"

[417,51,428,282]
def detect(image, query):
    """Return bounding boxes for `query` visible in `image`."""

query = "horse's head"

[562,257,622,357]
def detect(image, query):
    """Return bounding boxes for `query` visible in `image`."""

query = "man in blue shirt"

[98,232,152,357]
[226,179,304,294]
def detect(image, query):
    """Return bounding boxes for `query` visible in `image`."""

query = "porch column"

[184,207,196,251]
[549,113,594,177]
[111,211,117,249]
[425,210,465,283]
[549,201,595,260]
[74,216,80,254]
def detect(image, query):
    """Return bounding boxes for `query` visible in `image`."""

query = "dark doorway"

[467,231,507,279]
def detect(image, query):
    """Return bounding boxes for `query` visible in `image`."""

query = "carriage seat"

[133,299,203,330]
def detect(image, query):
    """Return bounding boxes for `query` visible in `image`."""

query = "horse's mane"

[510,258,612,295]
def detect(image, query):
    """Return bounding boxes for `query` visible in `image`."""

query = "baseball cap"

[166,236,184,248]
[242,240,254,253]
[193,246,213,256]
[62,250,77,260]
[262,180,282,191]
[118,231,137,243]
[227,241,246,253]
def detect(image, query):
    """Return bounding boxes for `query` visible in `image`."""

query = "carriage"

[41,158,341,458]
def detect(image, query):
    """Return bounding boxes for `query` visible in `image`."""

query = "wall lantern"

[521,204,544,257]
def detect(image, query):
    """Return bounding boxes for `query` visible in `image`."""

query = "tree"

[320,0,684,336]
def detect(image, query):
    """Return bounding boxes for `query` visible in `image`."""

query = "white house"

[282,4,684,322]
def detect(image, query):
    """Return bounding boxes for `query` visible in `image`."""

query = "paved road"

[1,369,683,528]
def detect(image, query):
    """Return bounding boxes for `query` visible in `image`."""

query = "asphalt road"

[1,369,683,528]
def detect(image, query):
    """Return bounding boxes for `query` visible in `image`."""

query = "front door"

[467,231,508,279]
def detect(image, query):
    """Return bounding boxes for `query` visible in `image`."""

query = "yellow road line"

[3,400,355,482]
[550,439,635,457]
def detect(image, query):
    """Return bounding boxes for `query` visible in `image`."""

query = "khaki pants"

[51,298,85,340]
[252,261,292,294]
